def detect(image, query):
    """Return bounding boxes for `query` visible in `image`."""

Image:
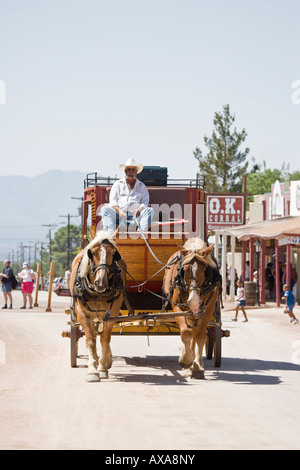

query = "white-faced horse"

[70,231,126,382]
[163,238,222,379]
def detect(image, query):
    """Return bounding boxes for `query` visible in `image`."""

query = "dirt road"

[1,290,300,450]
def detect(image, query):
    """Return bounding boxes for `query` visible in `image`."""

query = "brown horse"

[69,231,126,382]
[163,237,222,379]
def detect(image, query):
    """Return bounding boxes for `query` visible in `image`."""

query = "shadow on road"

[77,354,300,386]
[209,356,300,385]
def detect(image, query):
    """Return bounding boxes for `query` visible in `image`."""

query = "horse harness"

[72,255,124,314]
[163,251,222,323]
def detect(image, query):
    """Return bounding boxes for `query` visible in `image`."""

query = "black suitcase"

[138,166,168,186]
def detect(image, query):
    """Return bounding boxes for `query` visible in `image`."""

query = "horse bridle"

[88,257,112,278]
[73,244,123,312]
[185,260,202,293]
[177,254,222,300]
[87,243,116,279]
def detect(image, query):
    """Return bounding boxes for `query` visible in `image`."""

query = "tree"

[247,161,300,197]
[247,161,284,197]
[194,104,250,192]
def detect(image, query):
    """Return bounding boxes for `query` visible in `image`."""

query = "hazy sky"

[0,0,299,180]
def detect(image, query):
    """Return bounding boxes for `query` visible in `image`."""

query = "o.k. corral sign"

[206,194,245,230]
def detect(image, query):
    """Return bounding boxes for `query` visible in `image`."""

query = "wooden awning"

[214,216,300,241]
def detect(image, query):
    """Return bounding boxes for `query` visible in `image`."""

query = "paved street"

[0,289,300,450]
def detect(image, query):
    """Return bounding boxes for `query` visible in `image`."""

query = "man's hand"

[132,209,140,217]
[118,209,127,218]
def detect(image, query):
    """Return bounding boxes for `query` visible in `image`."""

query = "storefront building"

[212,180,300,306]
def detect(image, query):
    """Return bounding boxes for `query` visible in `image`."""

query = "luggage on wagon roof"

[138,166,168,186]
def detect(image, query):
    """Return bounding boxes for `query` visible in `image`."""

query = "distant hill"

[0,170,88,261]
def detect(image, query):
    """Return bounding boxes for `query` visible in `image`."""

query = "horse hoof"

[179,360,193,369]
[191,370,205,380]
[86,373,100,383]
[99,371,109,379]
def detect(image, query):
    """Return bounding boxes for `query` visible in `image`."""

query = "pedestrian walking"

[232,280,248,322]
[282,284,299,324]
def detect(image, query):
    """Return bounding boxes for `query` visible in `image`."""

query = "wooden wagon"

[62,169,229,367]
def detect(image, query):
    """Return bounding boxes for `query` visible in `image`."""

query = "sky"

[0,0,300,181]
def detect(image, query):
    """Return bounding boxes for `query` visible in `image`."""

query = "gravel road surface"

[1,290,300,450]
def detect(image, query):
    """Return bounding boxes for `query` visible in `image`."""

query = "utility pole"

[18,242,24,264]
[71,196,84,228]
[41,224,58,263]
[59,214,78,266]
[29,241,41,267]
[18,243,29,264]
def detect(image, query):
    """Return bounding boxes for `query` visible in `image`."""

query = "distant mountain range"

[0,170,89,261]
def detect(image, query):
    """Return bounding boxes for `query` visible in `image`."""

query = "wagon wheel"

[213,296,222,367]
[213,324,222,367]
[205,330,213,360]
[70,300,78,368]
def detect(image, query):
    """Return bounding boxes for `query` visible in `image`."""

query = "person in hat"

[100,158,154,233]
[18,263,35,309]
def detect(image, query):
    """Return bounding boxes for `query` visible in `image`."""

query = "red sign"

[206,194,244,230]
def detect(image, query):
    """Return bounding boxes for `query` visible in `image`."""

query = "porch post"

[221,233,227,301]
[214,233,219,265]
[249,238,254,281]
[230,235,236,301]
[242,240,247,281]
[275,239,280,307]
[286,243,291,286]
[260,239,266,304]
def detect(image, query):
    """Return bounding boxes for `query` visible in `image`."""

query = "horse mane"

[79,231,118,278]
[181,238,217,269]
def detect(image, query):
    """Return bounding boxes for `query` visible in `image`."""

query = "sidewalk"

[0,288,70,313]
[2,288,296,316]
[222,298,290,312]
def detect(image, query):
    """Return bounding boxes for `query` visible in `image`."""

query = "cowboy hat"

[119,158,143,174]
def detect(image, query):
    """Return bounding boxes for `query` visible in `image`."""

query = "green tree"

[247,161,284,197]
[194,104,250,192]
[246,161,300,197]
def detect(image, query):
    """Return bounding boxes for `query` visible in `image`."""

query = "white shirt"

[109,178,149,213]
[19,268,35,282]
[236,287,246,301]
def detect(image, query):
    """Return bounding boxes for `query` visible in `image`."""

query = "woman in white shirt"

[18,263,35,309]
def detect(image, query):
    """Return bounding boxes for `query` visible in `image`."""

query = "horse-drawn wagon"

[62,169,230,380]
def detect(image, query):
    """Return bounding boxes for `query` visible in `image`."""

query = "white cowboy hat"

[119,158,143,174]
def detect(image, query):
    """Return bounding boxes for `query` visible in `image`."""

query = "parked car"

[52,277,69,292]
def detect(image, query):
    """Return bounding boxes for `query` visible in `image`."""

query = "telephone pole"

[59,214,79,266]
[41,224,58,263]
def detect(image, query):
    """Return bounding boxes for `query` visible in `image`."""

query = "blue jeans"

[100,206,154,232]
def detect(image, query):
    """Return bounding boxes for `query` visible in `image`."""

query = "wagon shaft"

[104,310,202,324]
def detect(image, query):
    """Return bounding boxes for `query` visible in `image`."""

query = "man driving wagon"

[100,158,154,233]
